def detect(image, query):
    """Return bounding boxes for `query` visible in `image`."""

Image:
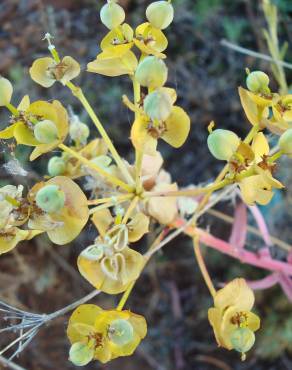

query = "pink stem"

[197,229,292,276]
[172,219,292,276]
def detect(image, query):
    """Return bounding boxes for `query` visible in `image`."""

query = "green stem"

[244,124,259,144]
[269,150,283,163]
[132,77,143,190]
[59,143,133,192]
[66,81,135,186]
[145,178,232,198]
[5,103,19,116]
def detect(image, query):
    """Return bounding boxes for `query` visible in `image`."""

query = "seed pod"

[69,122,90,144]
[0,77,13,106]
[81,244,105,261]
[108,319,134,346]
[246,71,270,93]
[144,88,173,121]
[34,120,58,144]
[207,129,240,161]
[279,128,292,155]
[230,327,255,359]
[69,342,94,366]
[48,157,66,176]
[35,184,65,214]
[100,1,125,30]
[146,1,174,30]
[135,56,168,89]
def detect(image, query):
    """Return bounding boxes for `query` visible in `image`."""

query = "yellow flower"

[131,105,190,155]
[0,228,42,255]
[238,86,292,135]
[28,176,89,245]
[29,56,80,87]
[208,278,260,357]
[87,48,138,77]
[271,94,292,130]
[134,22,168,58]
[100,23,134,56]
[0,184,43,254]
[78,208,148,294]
[238,86,271,127]
[237,133,284,205]
[0,76,13,106]
[0,97,69,161]
[67,304,147,364]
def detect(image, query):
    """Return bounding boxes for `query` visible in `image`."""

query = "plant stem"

[46,290,100,321]
[132,77,143,190]
[5,103,19,116]
[220,39,292,71]
[87,194,133,205]
[144,179,232,198]
[59,143,133,192]
[66,81,134,185]
[89,195,134,215]
[193,236,216,298]
[243,124,259,144]
[122,196,139,224]
[116,281,136,311]
[269,150,283,163]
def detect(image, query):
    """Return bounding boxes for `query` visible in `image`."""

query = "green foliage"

[256,302,292,359]
[222,17,248,43]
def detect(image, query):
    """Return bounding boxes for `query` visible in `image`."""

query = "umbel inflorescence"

[0,0,291,366]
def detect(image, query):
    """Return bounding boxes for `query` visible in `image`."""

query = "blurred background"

[0,0,292,369]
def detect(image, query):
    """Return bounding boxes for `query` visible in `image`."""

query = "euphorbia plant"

[0,0,291,366]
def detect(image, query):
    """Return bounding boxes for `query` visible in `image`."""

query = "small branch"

[0,355,27,370]
[88,193,133,205]
[145,179,231,198]
[193,236,216,298]
[122,196,139,224]
[66,82,135,186]
[58,143,133,192]
[46,290,100,321]
[207,208,292,252]
[220,39,292,70]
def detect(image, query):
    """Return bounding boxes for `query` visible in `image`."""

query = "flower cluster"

[0,0,291,366]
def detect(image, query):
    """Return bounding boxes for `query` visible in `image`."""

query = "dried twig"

[0,355,27,370]
[0,290,100,359]
[221,39,292,70]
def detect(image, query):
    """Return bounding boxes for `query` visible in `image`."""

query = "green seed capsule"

[246,71,270,93]
[69,342,94,366]
[108,319,134,346]
[69,122,90,144]
[91,155,112,169]
[146,1,174,30]
[144,89,173,121]
[230,327,255,358]
[48,157,66,176]
[207,129,240,161]
[279,128,292,155]
[34,120,58,144]
[0,77,13,106]
[100,1,125,30]
[135,56,168,89]
[35,184,65,214]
